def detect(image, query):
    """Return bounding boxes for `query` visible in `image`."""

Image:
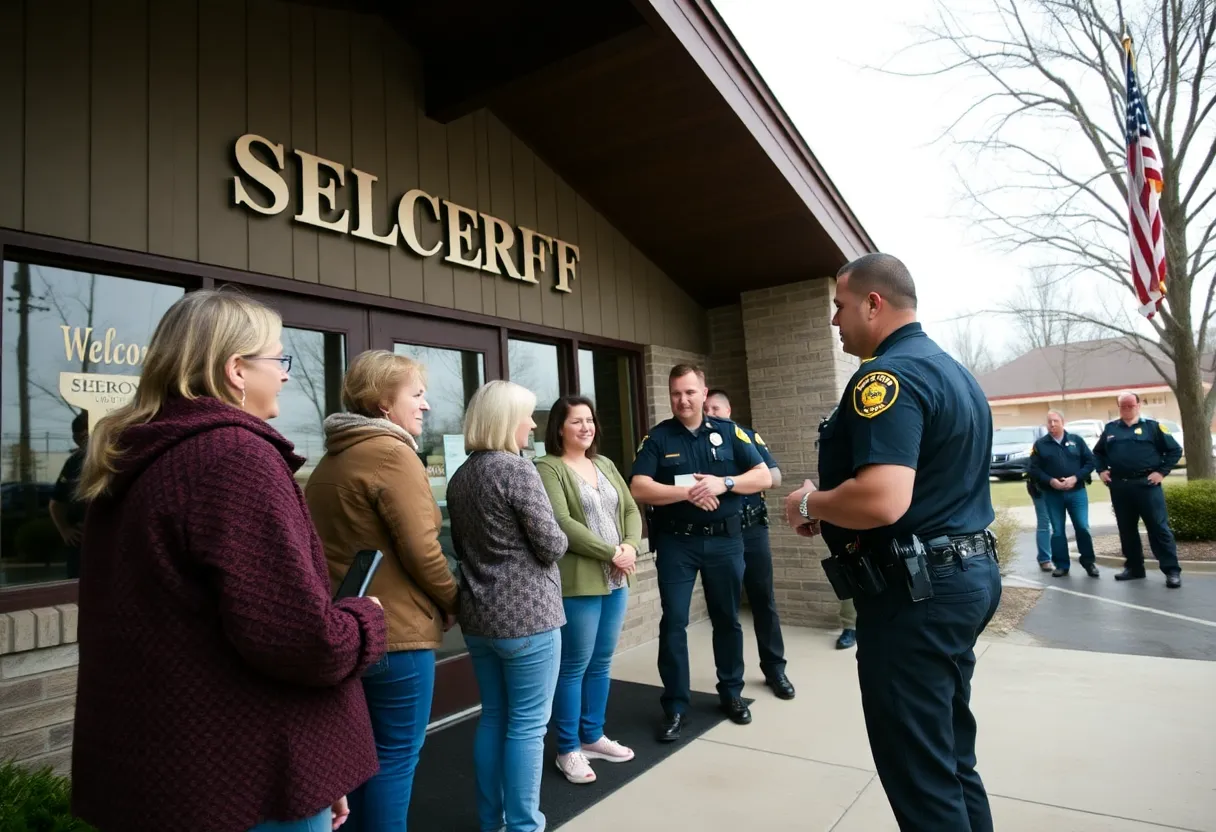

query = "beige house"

[978,338,1215,431]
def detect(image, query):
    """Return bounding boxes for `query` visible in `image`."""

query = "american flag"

[1123,35,1167,318]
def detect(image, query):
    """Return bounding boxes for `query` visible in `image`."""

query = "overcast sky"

[714,0,1114,362]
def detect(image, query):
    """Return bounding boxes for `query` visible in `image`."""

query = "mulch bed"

[988,586,1043,635]
[1092,533,1216,561]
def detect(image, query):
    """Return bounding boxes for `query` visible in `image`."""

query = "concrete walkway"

[565,617,1216,831]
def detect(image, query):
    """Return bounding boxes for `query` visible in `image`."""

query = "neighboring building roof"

[978,338,1215,400]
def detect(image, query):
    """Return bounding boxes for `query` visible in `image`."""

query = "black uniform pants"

[654,532,745,715]
[742,524,786,679]
[1109,478,1180,575]
[855,552,1001,832]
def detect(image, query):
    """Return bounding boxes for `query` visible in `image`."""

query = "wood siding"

[1,1,707,353]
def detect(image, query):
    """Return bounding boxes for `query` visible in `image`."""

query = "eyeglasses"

[243,354,293,373]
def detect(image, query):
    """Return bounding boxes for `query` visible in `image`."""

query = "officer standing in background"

[836,599,856,649]
[631,365,772,742]
[1028,410,1099,578]
[1092,391,1183,587]
[705,389,796,700]
[785,253,1001,832]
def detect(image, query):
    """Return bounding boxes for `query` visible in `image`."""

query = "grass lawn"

[989,470,1190,509]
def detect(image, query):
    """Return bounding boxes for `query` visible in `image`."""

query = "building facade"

[0,0,874,771]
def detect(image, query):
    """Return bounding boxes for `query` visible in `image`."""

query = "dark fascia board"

[635,0,878,263]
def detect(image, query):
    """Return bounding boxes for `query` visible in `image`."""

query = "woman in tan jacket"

[306,350,457,832]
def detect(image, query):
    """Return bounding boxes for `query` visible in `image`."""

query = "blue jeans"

[855,552,1001,832]
[348,649,435,832]
[554,588,629,754]
[1031,492,1052,563]
[1044,488,1095,570]
[248,809,331,832]
[466,629,561,832]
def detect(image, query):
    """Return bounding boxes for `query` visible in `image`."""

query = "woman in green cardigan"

[535,395,642,786]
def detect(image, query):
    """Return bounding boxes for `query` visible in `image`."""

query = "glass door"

[371,312,502,723]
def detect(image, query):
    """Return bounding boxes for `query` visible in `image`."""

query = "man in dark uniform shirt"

[785,253,1001,832]
[1028,410,1099,578]
[1092,391,1183,587]
[704,389,795,700]
[631,364,772,742]
[49,412,90,579]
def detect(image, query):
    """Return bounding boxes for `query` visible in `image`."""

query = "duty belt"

[1111,470,1152,481]
[656,514,743,537]
[740,503,769,529]
[920,531,997,566]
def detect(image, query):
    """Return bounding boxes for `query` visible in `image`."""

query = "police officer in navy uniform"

[785,254,1001,832]
[1092,391,1183,588]
[704,389,796,700]
[631,364,772,742]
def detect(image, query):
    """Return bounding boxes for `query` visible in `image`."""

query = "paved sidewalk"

[565,617,1216,831]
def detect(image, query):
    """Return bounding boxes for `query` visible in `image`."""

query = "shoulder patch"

[1159,423,1170,434]
[754,432,766,446]
[734,425,753,444]
[852,371,900,419]
[637,434,649,454]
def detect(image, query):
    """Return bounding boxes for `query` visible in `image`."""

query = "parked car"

[989,425,1048,480]
[1065,419,1104,448]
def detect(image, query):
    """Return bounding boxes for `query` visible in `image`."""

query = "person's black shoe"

[766,674,796,700]
[1082,563,1100,578]
[1166,572,1182,589]
[1052,568,1069,577]
[836,628,856,649]
[656,713,685,743]
[720,698,752,725]
[1115,569,1147,581]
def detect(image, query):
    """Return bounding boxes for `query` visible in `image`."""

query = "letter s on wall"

[233,134,290,215]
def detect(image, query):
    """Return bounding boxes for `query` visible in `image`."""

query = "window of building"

[277,327,348,484]
[508,339,564,459]
[1,261,185,593]
[579,347,639,474]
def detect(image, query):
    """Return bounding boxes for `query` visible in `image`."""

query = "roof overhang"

[375,0,875,307]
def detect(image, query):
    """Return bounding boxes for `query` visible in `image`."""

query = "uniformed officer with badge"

[1092,391,1183,587]
[704,389,796,700]
[785,253,1001,831]
[631,364,772,742]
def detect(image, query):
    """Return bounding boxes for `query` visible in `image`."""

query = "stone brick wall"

[741,279,858,627]
[0,605,80,774]
[706,304,751,425]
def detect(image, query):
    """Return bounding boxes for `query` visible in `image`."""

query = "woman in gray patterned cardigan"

[446,380,568,832]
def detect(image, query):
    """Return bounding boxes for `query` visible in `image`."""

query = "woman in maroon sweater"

[72,290,387,832]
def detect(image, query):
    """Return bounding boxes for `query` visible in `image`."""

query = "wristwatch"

[724,477,735,492]
[799,491,812,520]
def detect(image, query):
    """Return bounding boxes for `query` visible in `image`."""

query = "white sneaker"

[555,751,597,784]
[581,736,635,763]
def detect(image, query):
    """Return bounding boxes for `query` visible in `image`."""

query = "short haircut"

[669,363,706,386]
[1046,410,1064,421]
[706,388,730,404]
[545,395,600,458]
[464,380,537,454]
[837,252,917,310]
[342,350,426,418]
[1117,391,1140,405]
[71,412,89,435]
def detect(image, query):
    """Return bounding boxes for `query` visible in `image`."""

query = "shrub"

[989,506,1020,575]
[0,760,96,832]
[1164,479,1216,541]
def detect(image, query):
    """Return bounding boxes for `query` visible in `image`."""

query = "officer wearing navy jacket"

[785,254,1000,832]
[704,389,795,701]
[631,364,771,743]
[1028,410,1099,578]
[1092,391,1183,587]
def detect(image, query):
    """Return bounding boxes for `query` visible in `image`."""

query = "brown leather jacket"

[305,413,457,652]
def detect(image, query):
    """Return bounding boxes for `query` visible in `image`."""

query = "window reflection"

[508,339,562,459]
[579,348,638,473]
[276,327,346,483]
[1,262,184,590]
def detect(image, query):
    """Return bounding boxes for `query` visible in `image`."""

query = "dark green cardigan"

[535,454,642,596]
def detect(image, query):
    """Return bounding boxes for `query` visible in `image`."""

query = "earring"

[381,409,391,420]
[240,388,247,408]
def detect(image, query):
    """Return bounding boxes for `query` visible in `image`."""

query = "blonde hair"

[78,289,282,500]
[464,380,537,454]
[342,350,426,417]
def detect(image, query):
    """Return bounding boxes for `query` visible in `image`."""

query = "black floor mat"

[408,680,742,830]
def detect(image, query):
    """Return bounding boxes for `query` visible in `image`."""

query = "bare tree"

[999,270,1108,395]
[897,0,1216,477]
[944,317,1002,375]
